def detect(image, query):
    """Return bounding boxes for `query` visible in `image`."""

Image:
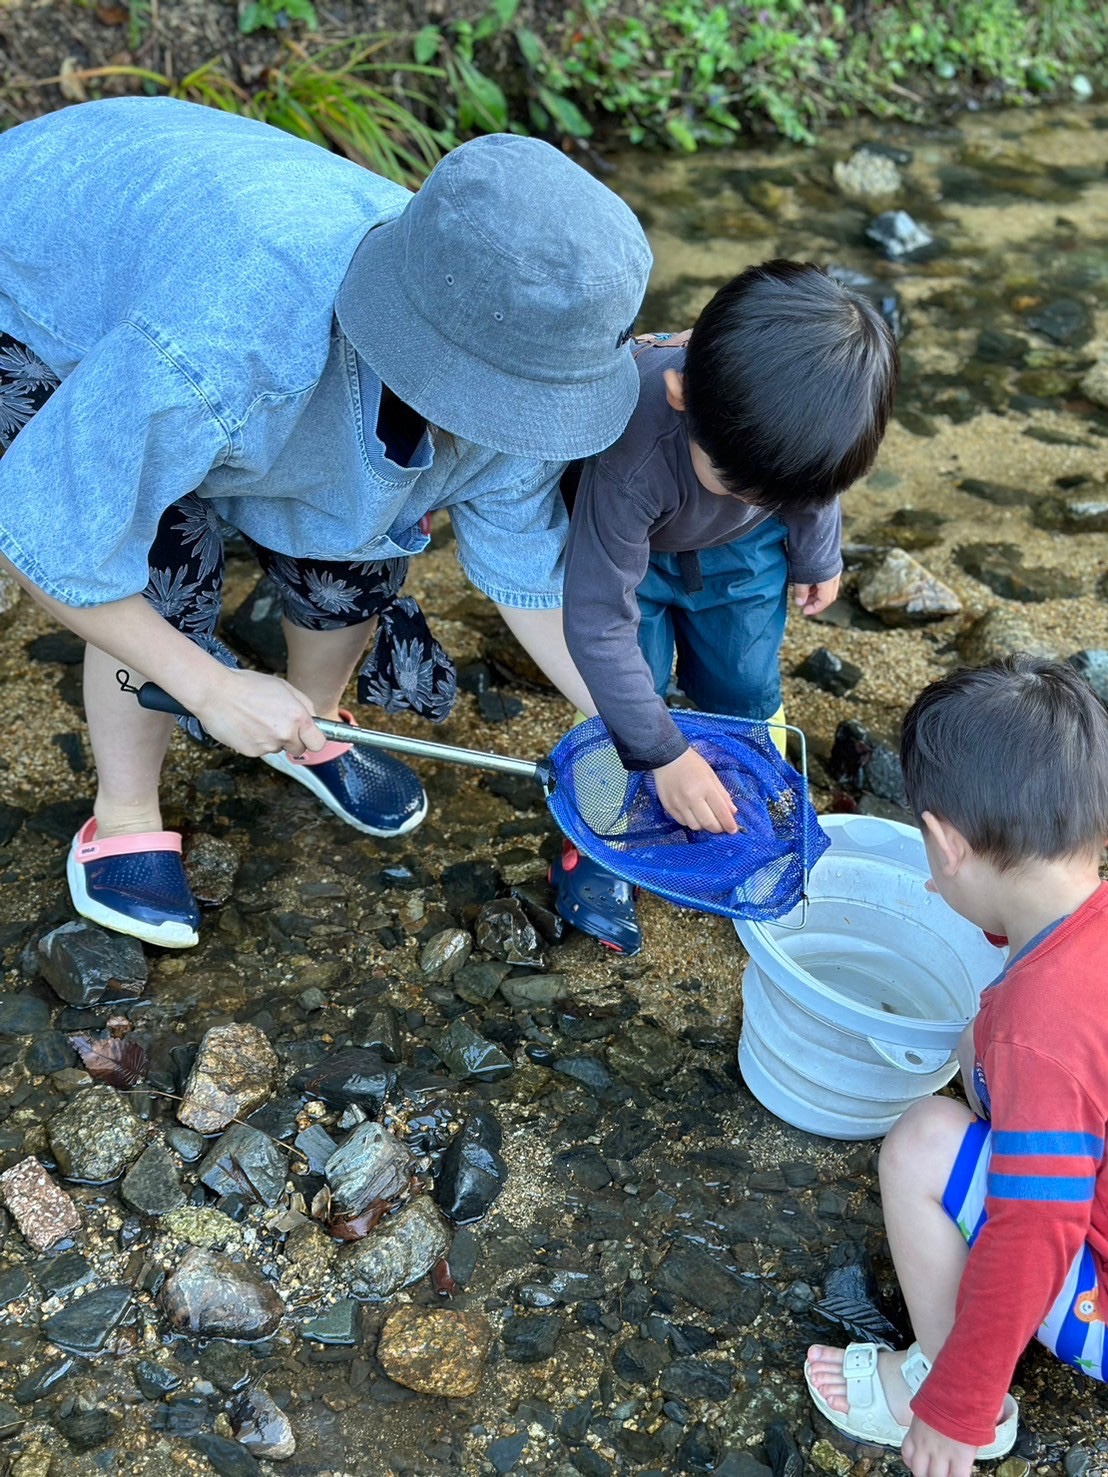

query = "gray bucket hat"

[334,134,652,461]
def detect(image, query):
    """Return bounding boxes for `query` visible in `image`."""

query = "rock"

[24,1030,75,1074]
[121,1143,185,1216]
[165,1124,206,1162]
[794,648,862,697]
[865,210,937,261]
[293,1123,338,1175]
[433,1109,507,1224]
[1081,359,1108,409]
[0,992,51,1038]
[498,973,566,1009]
[198,1124,287,1207]
[37,1251,92,1298]
[974,329,1028,364]
[178,1023,279,1134]
[501,1311,563,1364]
[298,1299,358,1345]
[134,1359,183,1399]
[42,1285,133,1353]
[420,927,472,980]
[0,1158,81,1253]
[832,149,902,198]
[36,923,147,1007]
[452,961,511,1005]
[954,543,1083,602]
[377,1305,494,1396]
[864,506,945,551]
[659,1357,734,1401]
[810,1439,852,1475]
[183,834,240,907]
[56,1406,120,1452]
[47,1086,146,1183]
[191,1433,263,1477]
[1069,650,1108,706]
[433,1018,513,1083]
[0,1269,31,1308]
[856,549,961,625]
[828,720,908,807]
[489,1433,529,1473]
[762,1422,802,1477]
[654,1244,764,1325]
[509,883,566,944]
[324,1122,413,1217]
[13,1358,73,1406]
[229,1387,296,1460]
[1033,491,1108,534]
[474,898,545,968]
[337,1195,450,1300]
[223,575,287,670]
[957,608,1057,665]
[995,1462,1031,1477]
[608,1023,687,1089]
[956,476,1033,507]
[554,1055,613,1094]
[160,1247,284,1339]
[440,859,502,914]
[353,1004,401,1061]
[289,1047,394,1111]
[1024,297,1093,347]
[162,1206,245,1251]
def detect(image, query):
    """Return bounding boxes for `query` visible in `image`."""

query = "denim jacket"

[0,98,567,609]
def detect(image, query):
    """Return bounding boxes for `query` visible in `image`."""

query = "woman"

[0,98,651,946]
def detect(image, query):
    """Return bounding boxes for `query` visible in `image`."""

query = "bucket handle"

[867,1039,954,1075]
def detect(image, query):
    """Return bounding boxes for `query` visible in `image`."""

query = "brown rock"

[177,1023,278,1134]
[0,1157,81,1253]
[377,1306,493,1397]
[160,1246,284,1339]
[857,548,961,625]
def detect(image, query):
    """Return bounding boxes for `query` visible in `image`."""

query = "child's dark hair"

[900,655,1108,870]
[683,260,898,507]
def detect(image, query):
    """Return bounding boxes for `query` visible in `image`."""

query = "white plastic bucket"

[735,814,1003,1140]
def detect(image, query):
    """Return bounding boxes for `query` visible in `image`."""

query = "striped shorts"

[944,1117,1107,1380]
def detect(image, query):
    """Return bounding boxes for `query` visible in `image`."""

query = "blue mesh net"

[545,712,829,921]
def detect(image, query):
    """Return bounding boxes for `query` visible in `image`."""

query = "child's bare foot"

[805,1344,915,1428]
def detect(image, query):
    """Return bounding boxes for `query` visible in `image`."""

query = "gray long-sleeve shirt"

[563,343,842,770]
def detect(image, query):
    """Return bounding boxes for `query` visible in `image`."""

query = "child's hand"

[902,1415,978,1477]
[653,748,739,833]
[793,575,841,616]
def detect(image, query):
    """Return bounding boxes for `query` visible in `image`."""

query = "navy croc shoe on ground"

[550,843,642,955]
[263,712,428,837]
[67,819,201,948]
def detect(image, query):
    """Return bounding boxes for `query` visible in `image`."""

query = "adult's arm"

[0,554,324,756]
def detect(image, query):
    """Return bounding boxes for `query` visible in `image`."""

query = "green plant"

[239,0,318,37]
[250,39,445,185]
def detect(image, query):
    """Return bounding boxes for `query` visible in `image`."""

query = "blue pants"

[636,517,789,720]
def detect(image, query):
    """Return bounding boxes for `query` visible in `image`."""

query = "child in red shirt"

[805,655,1108,1476]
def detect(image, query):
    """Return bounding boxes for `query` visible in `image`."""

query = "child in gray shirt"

[556,261,899,953]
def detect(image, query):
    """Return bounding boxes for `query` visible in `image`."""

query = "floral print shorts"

[0,332,456,724]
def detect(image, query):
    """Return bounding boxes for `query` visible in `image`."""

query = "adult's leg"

[806,1095,976,1424]
[283,618,377,722]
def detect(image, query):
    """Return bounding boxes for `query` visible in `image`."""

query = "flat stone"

[47,1086,146,1183]
[56,1406,120,1452]
[178,1023,279,1134]
[956,477,1033,507]
[13,1357,73,1405]
[183,834,240,907]
[1033,492,1108,534]
[955,542,1083,602]
[0,1403,25,1440]
[957,608,1057,665]
[419,928,472,980]
[160,1246,284,1339]
[121,1143,186,1215]
[199,1340,253,1393]
[299,1299,358,1345]
[452,961,511,1005]
[24,1030,75,1074]
[294,1123,338,1175]
[1024,297,1093,347]
[433,1018,513,1083]
[0,992,51,1038]
[42,1284,133,1354]
[474,898,545,968]
[377,1305,494,1396]
[498,974,566,1010]
[608,1024,686,1089]
[654,1244,764,1326]
[659,1357,734,1401]
[36,1250,91,1298]
[162,1206,245,1251]
[191,1434,263,1477]
[36,922,147,1006]
[501,1311,563,1364]
[865,209,938,261]
[0,1268,30,1307]
[134,1358,183,1399]
[794,648,862,697]
[353,1005,401,1062]
[229,1386,296,1460]
[0,1157,81,1253]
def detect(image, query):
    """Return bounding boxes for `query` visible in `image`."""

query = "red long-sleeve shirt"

[911,885,1108,1446]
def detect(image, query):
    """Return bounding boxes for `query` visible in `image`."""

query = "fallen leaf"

[95,4,129,23]
[58,58,89,103]
[431,1258,457,1297]
[329,1201,387,1242]
[69,1034,149,1088]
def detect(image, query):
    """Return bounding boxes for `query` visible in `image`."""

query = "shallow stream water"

[0,100,1105,1477]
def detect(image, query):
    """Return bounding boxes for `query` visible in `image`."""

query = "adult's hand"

[653,747,739,833]
[195,667,326,759]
